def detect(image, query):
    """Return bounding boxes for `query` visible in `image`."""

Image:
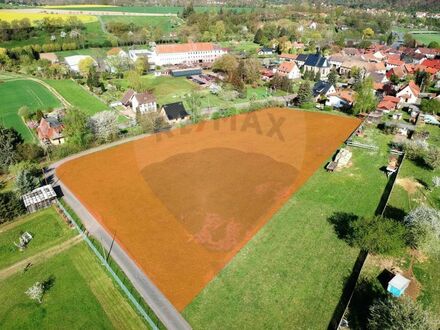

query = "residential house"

[313,81,336,100]
[160,102,189,123]
[294,54,309,68]
[107,47,128,58]
[326,90,355,109]
[277,61,301,79]
[329,54,345,69]
[64,55,96,73]
[279,53,298,62]
[132,92,157,114]
[39,52,59,64]
[385,58,405,71]
[121,90,157,114]
[258,47,276,56]
[396,81,420,104]
[36,116,64,145]
[303,53,331,78]
[415,47,439,59]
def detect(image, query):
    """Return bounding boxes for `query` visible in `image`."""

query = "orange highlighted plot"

[57,108,360,311]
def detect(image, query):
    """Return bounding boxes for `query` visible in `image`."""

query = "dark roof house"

[304,53,330,68]
[162,102,189,122]
[313,81,335,97]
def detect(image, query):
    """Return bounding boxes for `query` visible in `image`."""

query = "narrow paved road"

[46,136,191,330]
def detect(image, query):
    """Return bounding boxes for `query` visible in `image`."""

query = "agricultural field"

[0,79,61,141]
[0,11,97,24]
[183,122,394,328]
[57,108,360,314]
[44,79,108,115]
[47,5,255,14]
[0,207,147,329]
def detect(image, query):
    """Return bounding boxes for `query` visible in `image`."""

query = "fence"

[329,153,406,330]
[56,200,160,330]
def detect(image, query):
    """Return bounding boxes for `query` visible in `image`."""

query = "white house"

[121,89,157,114]
[131,92,157,114]
[396,81,420,104]
[64,55,96,72]
[148,42,227,66]
[277,61,301,79]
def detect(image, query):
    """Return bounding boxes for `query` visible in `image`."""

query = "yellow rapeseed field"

[43,4,117,8]
[0,11,98,24]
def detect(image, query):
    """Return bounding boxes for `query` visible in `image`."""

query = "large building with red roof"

[151,42,227,66]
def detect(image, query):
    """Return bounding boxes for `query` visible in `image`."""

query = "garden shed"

[387,274,410,297]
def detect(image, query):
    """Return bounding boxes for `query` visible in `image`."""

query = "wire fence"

[56,200,161,330]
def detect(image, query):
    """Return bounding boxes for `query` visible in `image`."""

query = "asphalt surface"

[47,136,191,330]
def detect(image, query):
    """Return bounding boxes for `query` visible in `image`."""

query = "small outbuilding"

[22,185,57,213]
[160,102,190,124]
[387,274,410,297]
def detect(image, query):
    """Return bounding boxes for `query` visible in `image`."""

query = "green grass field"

[101,15,177,34]
[44,79,108,115]
[55,47,110,61]
[411,32,440,46]
[0,79,61,141]
[0,208,147,329]
[0,208,75,270]
[183,121,392,329]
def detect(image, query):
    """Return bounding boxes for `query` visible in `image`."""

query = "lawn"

[0,207,75,270]
[0,79,61,141]
[0,243,146,329]
[183,123,393,329]
[44,79,108,115]
[101,15,178,34]
[55,47,110,61]
[410,32,440,46]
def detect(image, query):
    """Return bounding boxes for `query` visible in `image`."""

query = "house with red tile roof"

[396,81,420,104]
[377,100,397,112]
[385,58,405,70]
[151,42,227,66]
[36,117,64,145]
[277,61,301,79]
[279,53,298,61]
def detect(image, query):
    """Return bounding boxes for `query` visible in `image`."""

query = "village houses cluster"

[34,39,440,146]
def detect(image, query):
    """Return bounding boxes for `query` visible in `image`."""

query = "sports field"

[57,108,360,311]
[0,79,61,141]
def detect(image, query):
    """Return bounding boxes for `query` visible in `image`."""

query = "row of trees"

[0,16,85,43]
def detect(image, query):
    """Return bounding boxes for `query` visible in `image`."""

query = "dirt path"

[0,235,82,281]
[27,77,71,108]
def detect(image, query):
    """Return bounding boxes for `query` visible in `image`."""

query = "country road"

[46,135,191,330]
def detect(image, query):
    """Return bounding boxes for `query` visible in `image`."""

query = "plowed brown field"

[57,108,360,310]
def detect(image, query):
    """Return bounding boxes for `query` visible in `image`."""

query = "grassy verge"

[183,124,392,329]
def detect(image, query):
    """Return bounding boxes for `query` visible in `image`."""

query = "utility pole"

[106,231,116,262]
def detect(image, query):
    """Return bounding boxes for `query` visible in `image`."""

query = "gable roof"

[107,47,124,56]
[39,52,58,63]
[280,53,298,61]
[134,92,156,105]
[313,80,334,96]
[121,89,135,105]
[295,54,309,62]
[278,61,297,75]
[162,102,189,120]
[304,53,329,68]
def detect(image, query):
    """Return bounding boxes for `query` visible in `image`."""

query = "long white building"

[149,42,227,66]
